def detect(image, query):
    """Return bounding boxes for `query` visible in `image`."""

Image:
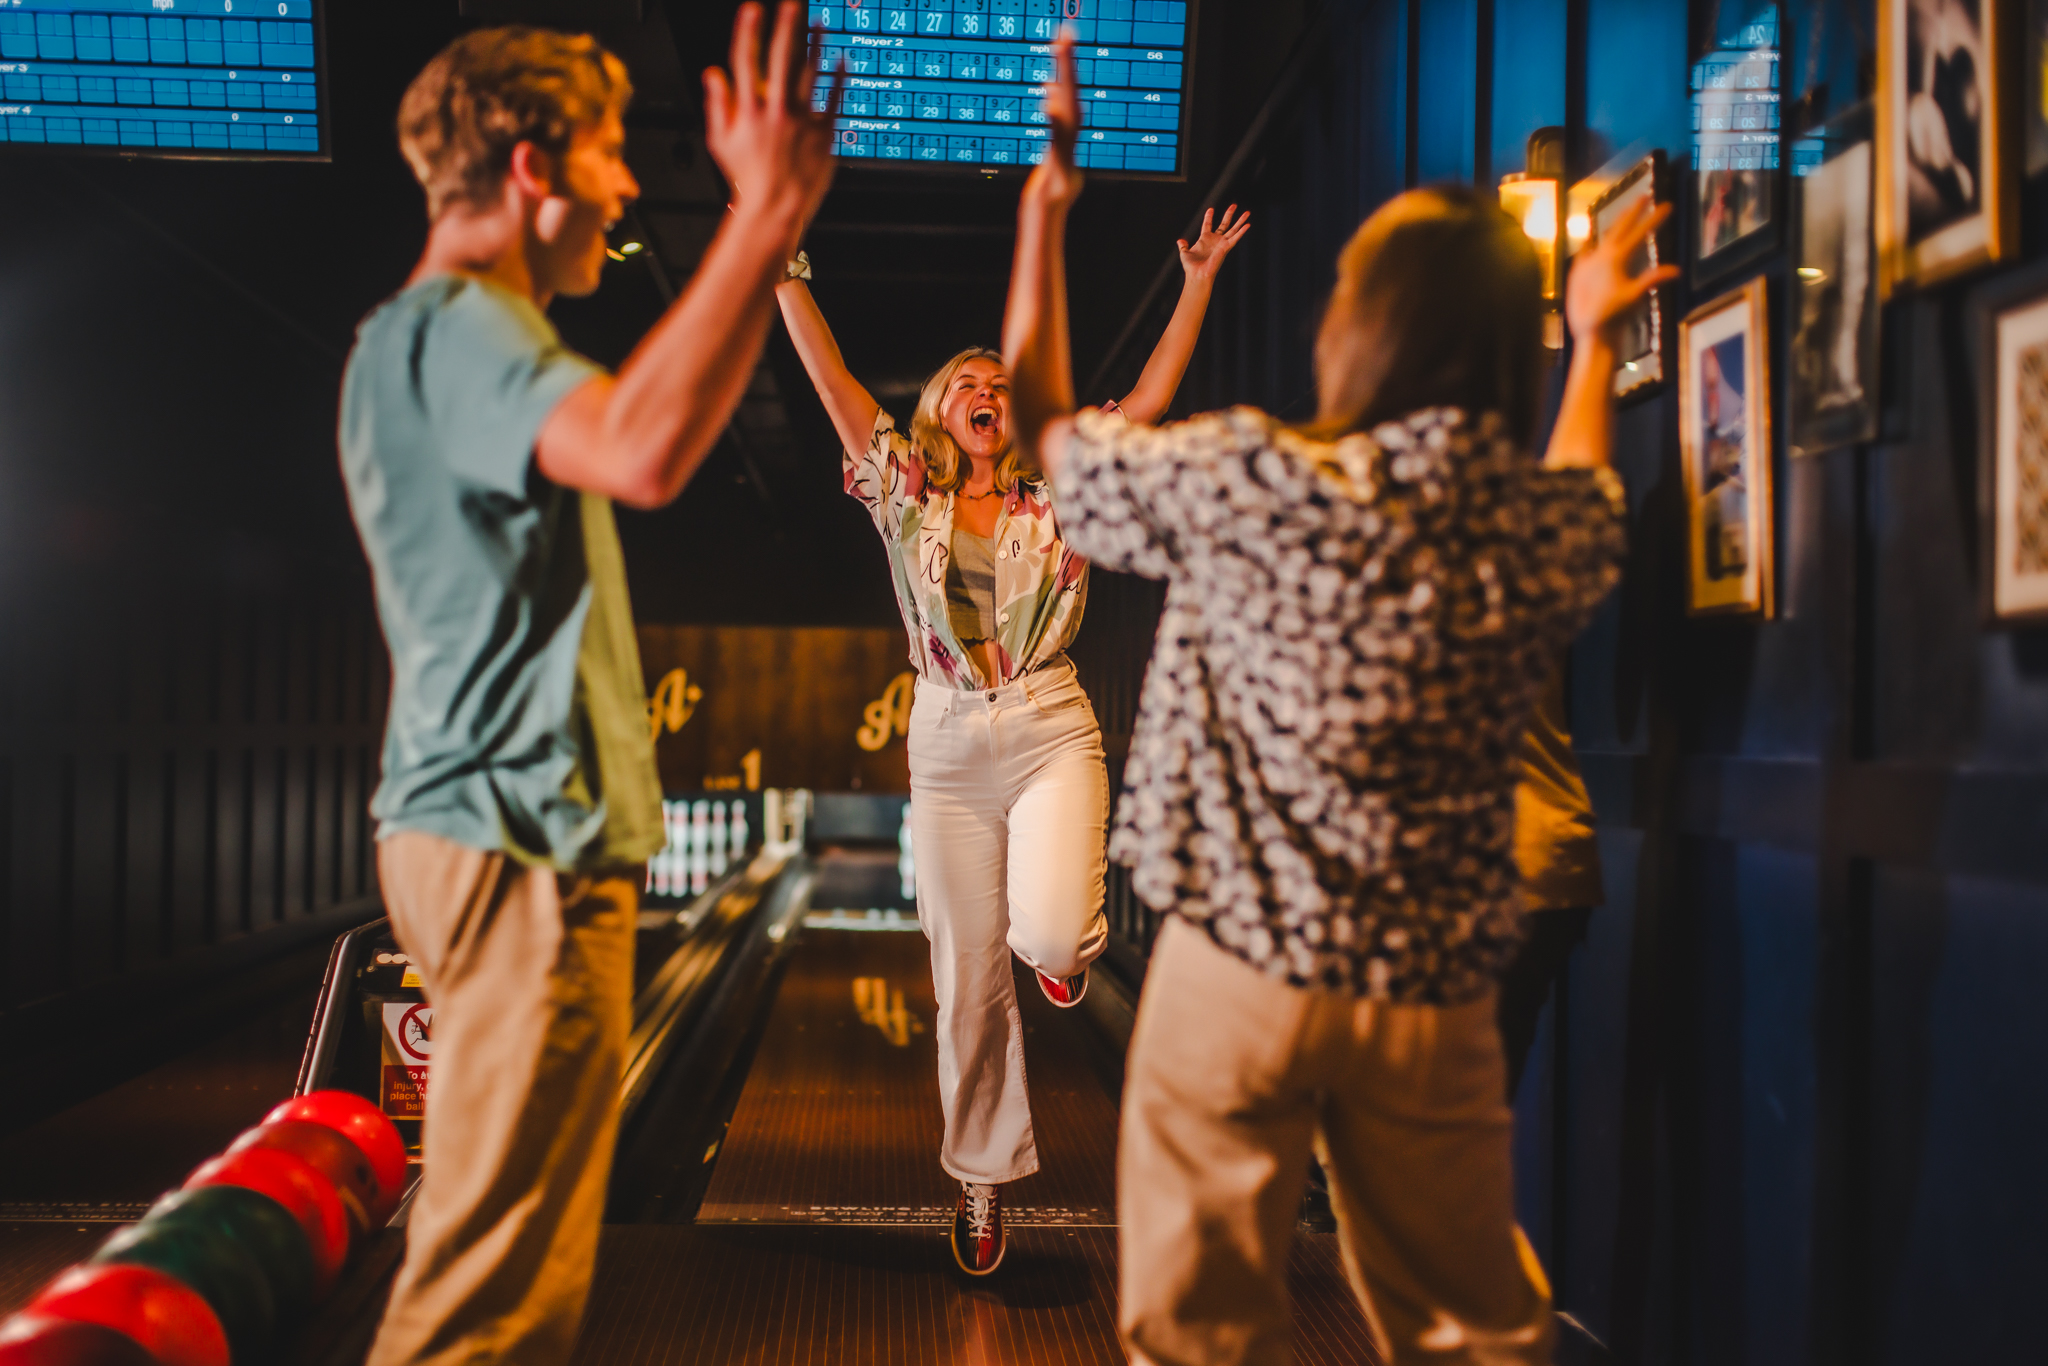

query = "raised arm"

[777,276,885,456]
[1544,196,1676,471]
[1003,31,1083,480]
[536,3,840,509]
[1111,205,1251,424]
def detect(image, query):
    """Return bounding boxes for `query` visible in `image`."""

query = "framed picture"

[1690,21,1782,284]
[1591,152,1669,400]
[1975,260,2048,619]
[1789,103,1880,457]
[1876,0,2017,296]
[1679,278,1776,617]
[2027,0,2048,175]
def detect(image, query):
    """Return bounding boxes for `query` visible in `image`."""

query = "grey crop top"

[946,529,997,644]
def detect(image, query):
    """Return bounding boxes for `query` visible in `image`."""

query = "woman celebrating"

[1006,33,1669,1364]
[775,204,1248,1277]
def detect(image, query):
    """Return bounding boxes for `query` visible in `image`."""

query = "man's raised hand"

[703,2,843,238]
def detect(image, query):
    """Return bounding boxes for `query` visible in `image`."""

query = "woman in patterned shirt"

[773,202,1247,1277]
[1004,35,1673,1364]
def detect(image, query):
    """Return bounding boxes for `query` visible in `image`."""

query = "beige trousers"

[365,831,637,1366]
[908,659,1109,1184]
[1119,918,1553,1366]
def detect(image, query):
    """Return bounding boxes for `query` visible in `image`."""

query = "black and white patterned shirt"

[1056,405,1626,1003]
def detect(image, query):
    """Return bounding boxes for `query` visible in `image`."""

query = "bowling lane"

[577,925,1381,1365]
[0,988,318,1316]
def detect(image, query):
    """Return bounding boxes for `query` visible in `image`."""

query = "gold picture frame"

[1678,277,1776,617]
[1876,0,2017,297]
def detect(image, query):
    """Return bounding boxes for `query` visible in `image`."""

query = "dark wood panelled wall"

[1080,0,2048,1361]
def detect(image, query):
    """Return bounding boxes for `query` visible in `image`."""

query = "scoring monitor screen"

[811,1,1192,176]
[0,0,324,160]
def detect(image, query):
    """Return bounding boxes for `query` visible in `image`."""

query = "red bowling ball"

[26,1263,228,1366]
[263,1090,409,1226]
[227,1119,379,1239]
[0,1313,157,1366]
[185,1146,350,1296]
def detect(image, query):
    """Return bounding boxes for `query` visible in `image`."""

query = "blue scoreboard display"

[810,0,1193,177]
[0,0,324,159]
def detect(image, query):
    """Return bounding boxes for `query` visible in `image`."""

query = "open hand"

[703,2,843,238]
[1178,204,1251,282]
[1024,29,1084,209]
[1565,195,1678,347]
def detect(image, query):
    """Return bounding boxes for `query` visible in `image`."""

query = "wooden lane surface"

[589,926,1380,1364]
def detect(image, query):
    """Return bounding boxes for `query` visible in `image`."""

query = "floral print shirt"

[846,408,1089,689]
[1056,405,1627,1003]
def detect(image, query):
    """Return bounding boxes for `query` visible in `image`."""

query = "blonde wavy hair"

[910,347,1030,495]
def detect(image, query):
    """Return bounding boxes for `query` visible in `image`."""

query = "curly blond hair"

[397,27,632,221]
[910,347,1029,495]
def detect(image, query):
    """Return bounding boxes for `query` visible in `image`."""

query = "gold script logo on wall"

[856,671,916,751]
[647,668,703,742]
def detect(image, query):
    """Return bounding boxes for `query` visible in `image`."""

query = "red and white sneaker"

[951,1181,1006,1276]
[1036,967,1088,1008]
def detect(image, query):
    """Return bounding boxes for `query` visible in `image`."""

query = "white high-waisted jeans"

[908,656,1110,1184]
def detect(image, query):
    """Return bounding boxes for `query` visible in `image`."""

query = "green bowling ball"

[154,1183,318,1318]
[92,1193,278,1361]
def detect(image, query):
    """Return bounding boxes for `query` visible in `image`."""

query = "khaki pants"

[1119,918,1552,1366]
[365,831,637,1366]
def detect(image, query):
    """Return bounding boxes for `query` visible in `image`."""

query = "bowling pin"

[710,802,728,877]
[690,799,710,895]
[665,800,686,897]
[730,802,750,863]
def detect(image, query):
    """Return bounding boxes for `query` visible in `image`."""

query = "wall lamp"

[1498,127,1569,348]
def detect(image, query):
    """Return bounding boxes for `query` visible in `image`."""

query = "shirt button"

[998,548,1007,559]
[998,611,1010,624]
[986,691,997,702]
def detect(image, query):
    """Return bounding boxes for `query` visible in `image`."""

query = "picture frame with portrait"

[1679,278,1776,617]
[1591,152,1670,400]
[1876,0,2017,296]
[1789,103,1880,457]
[1972,259,2048,621]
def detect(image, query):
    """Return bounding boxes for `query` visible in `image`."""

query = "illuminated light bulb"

[621,241,644,254]
[605,247,626,261]
[1624,361,1640,371]
[1566,213,1591,249]
[1797,266,1826,280]
[1519,192,1557,243]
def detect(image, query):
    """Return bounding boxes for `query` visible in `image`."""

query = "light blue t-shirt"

[339,275,663,870]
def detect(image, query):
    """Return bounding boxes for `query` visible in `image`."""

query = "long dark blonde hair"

[1311,186,1545,447]
[910,347,1029,494]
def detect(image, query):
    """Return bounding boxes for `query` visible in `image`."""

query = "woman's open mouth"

[970,405,1001,437]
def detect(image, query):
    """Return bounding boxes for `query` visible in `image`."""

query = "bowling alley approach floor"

[577,926,1382,1366]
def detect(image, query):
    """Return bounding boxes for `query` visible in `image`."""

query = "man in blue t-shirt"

[337,11,837,1363]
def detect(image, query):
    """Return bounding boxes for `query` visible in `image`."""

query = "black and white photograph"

[1790,104,1880,456]
[1879,0,2014,291]
[1680,278,1777,616]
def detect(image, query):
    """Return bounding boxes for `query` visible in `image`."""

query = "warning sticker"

[379,1002,432,1119]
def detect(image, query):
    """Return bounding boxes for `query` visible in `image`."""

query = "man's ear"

[506,140,557,201]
